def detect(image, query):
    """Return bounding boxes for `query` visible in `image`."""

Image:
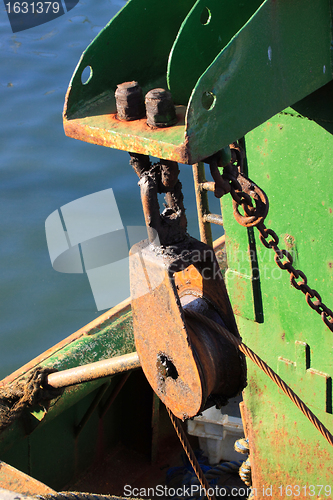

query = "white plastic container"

[187,403,245,465]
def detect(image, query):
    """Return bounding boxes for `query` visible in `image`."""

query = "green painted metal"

[167,0,263,105]
[221,80,333,489]
[0,300,158,491]
[0,370,153,490]
[0,303,135,457]
[65,0,196,119]
[64,0,333,165]
[184,0,333,161]
[3,0,333,492]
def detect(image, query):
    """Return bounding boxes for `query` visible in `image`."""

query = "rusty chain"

[208,143,333,333]
[256,222,333,331]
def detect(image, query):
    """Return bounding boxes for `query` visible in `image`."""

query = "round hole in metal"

[81,65,93,85]
[200,7,211,25]
[157,353,179,380]
[202,91,216,110]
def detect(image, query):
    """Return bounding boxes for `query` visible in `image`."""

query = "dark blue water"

[0,0,222,379]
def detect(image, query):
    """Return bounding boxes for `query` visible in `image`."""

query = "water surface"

[0,0,222,379]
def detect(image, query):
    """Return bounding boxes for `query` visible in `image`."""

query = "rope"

[183,309,333,448]
[166,454,246,500]
[166,407,217,500]
[234,438,251,490]
[0,367,64,433]
[234,438,249,455]
[239,458,251,487]
[37,494,121,500]
[205,461,243,481]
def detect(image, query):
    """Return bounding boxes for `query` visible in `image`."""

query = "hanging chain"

[208,142,333,333]
[256,222,333,331]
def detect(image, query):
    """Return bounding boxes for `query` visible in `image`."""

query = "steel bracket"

[64,0,333,164]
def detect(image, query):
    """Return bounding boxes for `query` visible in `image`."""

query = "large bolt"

[145,88,177,128]
[115,81,145,121]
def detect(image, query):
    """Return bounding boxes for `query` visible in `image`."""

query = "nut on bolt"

[145,88,177,128]
[115,81,145,121]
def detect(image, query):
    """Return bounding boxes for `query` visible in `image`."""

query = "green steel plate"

[167,0,263,105]
[221,81,333,490]
[64,0,333,164]
[184,0,333,161]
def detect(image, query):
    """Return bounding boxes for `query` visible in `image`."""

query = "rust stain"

[244,399,333,498]
[63,99,191,163]
[0,461,55,495]
[130,240,246,419]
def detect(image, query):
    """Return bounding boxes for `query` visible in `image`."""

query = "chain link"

[235,207,333,332]
[213,143,333,333]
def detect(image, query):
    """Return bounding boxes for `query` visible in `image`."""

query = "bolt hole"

[157,353,178,380]
[81,65,93,85]
[202,91,216,110]
[200,7,211,25]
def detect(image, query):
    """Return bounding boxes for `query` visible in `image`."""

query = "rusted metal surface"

[145,88,177,128]
[245,387,333,498]
[114,81,145,121]
[129,155,245,419]
[203,213,223,226]
[192,163,213,247]
[177,264,246,403]
[63,87,191,164]
[206,142,269,228]
[231,175,269,228]
[186,310,333,449]
[130,153,187,246]
[46,352,140,389]
[0,461,54,496]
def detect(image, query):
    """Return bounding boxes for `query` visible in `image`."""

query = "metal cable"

[166,407,217,500]
[183,309,333,448]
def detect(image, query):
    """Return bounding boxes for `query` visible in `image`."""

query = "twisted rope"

[37,494,120,500]
[183,310,333,448]
[205,461,243,481]
[0,367,64,433]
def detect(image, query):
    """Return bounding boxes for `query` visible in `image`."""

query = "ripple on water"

[0,0,203,380]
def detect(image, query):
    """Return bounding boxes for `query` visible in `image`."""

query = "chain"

[207,143,333,333]
[256,222,333,331]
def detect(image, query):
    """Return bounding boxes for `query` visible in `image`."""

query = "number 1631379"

[5,2,60,14]
[278,485,331,497]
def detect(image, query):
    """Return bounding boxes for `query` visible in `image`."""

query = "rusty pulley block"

[129,153,246,420]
